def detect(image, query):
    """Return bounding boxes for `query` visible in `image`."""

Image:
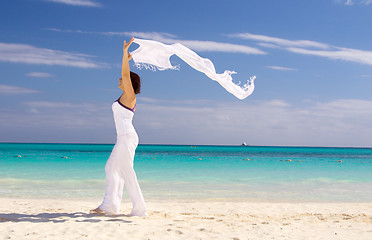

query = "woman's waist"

[115,123,136,134]
[114,119,134,127]
[116,130,138,140]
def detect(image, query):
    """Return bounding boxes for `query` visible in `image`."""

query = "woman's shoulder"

[117,95,136,112]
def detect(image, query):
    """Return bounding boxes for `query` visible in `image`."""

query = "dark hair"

[130,71,141,94]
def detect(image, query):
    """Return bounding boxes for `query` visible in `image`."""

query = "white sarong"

[131,38,256,100]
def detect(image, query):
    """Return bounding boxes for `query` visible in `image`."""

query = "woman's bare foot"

[90,207,105,215]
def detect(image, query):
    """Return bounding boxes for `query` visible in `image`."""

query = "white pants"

[99,132,147,216]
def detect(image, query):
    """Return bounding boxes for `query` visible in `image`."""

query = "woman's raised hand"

[123,37,134,53]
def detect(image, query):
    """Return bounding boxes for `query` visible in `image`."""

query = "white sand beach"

[1,198,372,240]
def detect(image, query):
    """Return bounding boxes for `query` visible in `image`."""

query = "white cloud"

[175,40,265,54]
[346,0,354,5]
[24,101,84,108]
[267,66,297,71]
[231,33,372,66]
[362,0,372,4]
[257,43,282,49]
[137,97,162,103]
[133,98,372,147]
[46,29,266,55]
[1,98,372,146]
[287,47,372,66]
[0,85,40,94]
[20,101,112,128]
[23,101,111,114]
[0,101,113,143]
[0,42,107,68]
[46,0,101,7]
[361,74,372,78]
[263,99,292,107]
[229,33,330,49]
[336,0,372,5]
[26,72,53,78]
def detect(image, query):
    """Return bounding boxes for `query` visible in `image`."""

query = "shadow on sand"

[0,212,132,223]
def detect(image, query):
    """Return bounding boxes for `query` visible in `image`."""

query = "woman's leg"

[118,133,147,216]
[98,144,125,214]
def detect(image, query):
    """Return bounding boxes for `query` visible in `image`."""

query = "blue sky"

[1,0,372,146]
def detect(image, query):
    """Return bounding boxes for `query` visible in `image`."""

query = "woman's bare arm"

[120,37,136,109]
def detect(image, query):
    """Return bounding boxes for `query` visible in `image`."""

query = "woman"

[91,37,147,217]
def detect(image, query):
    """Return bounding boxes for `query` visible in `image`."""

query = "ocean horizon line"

[1,141,371,149]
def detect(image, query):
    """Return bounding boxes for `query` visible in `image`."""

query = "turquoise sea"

[1,143,372,202]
